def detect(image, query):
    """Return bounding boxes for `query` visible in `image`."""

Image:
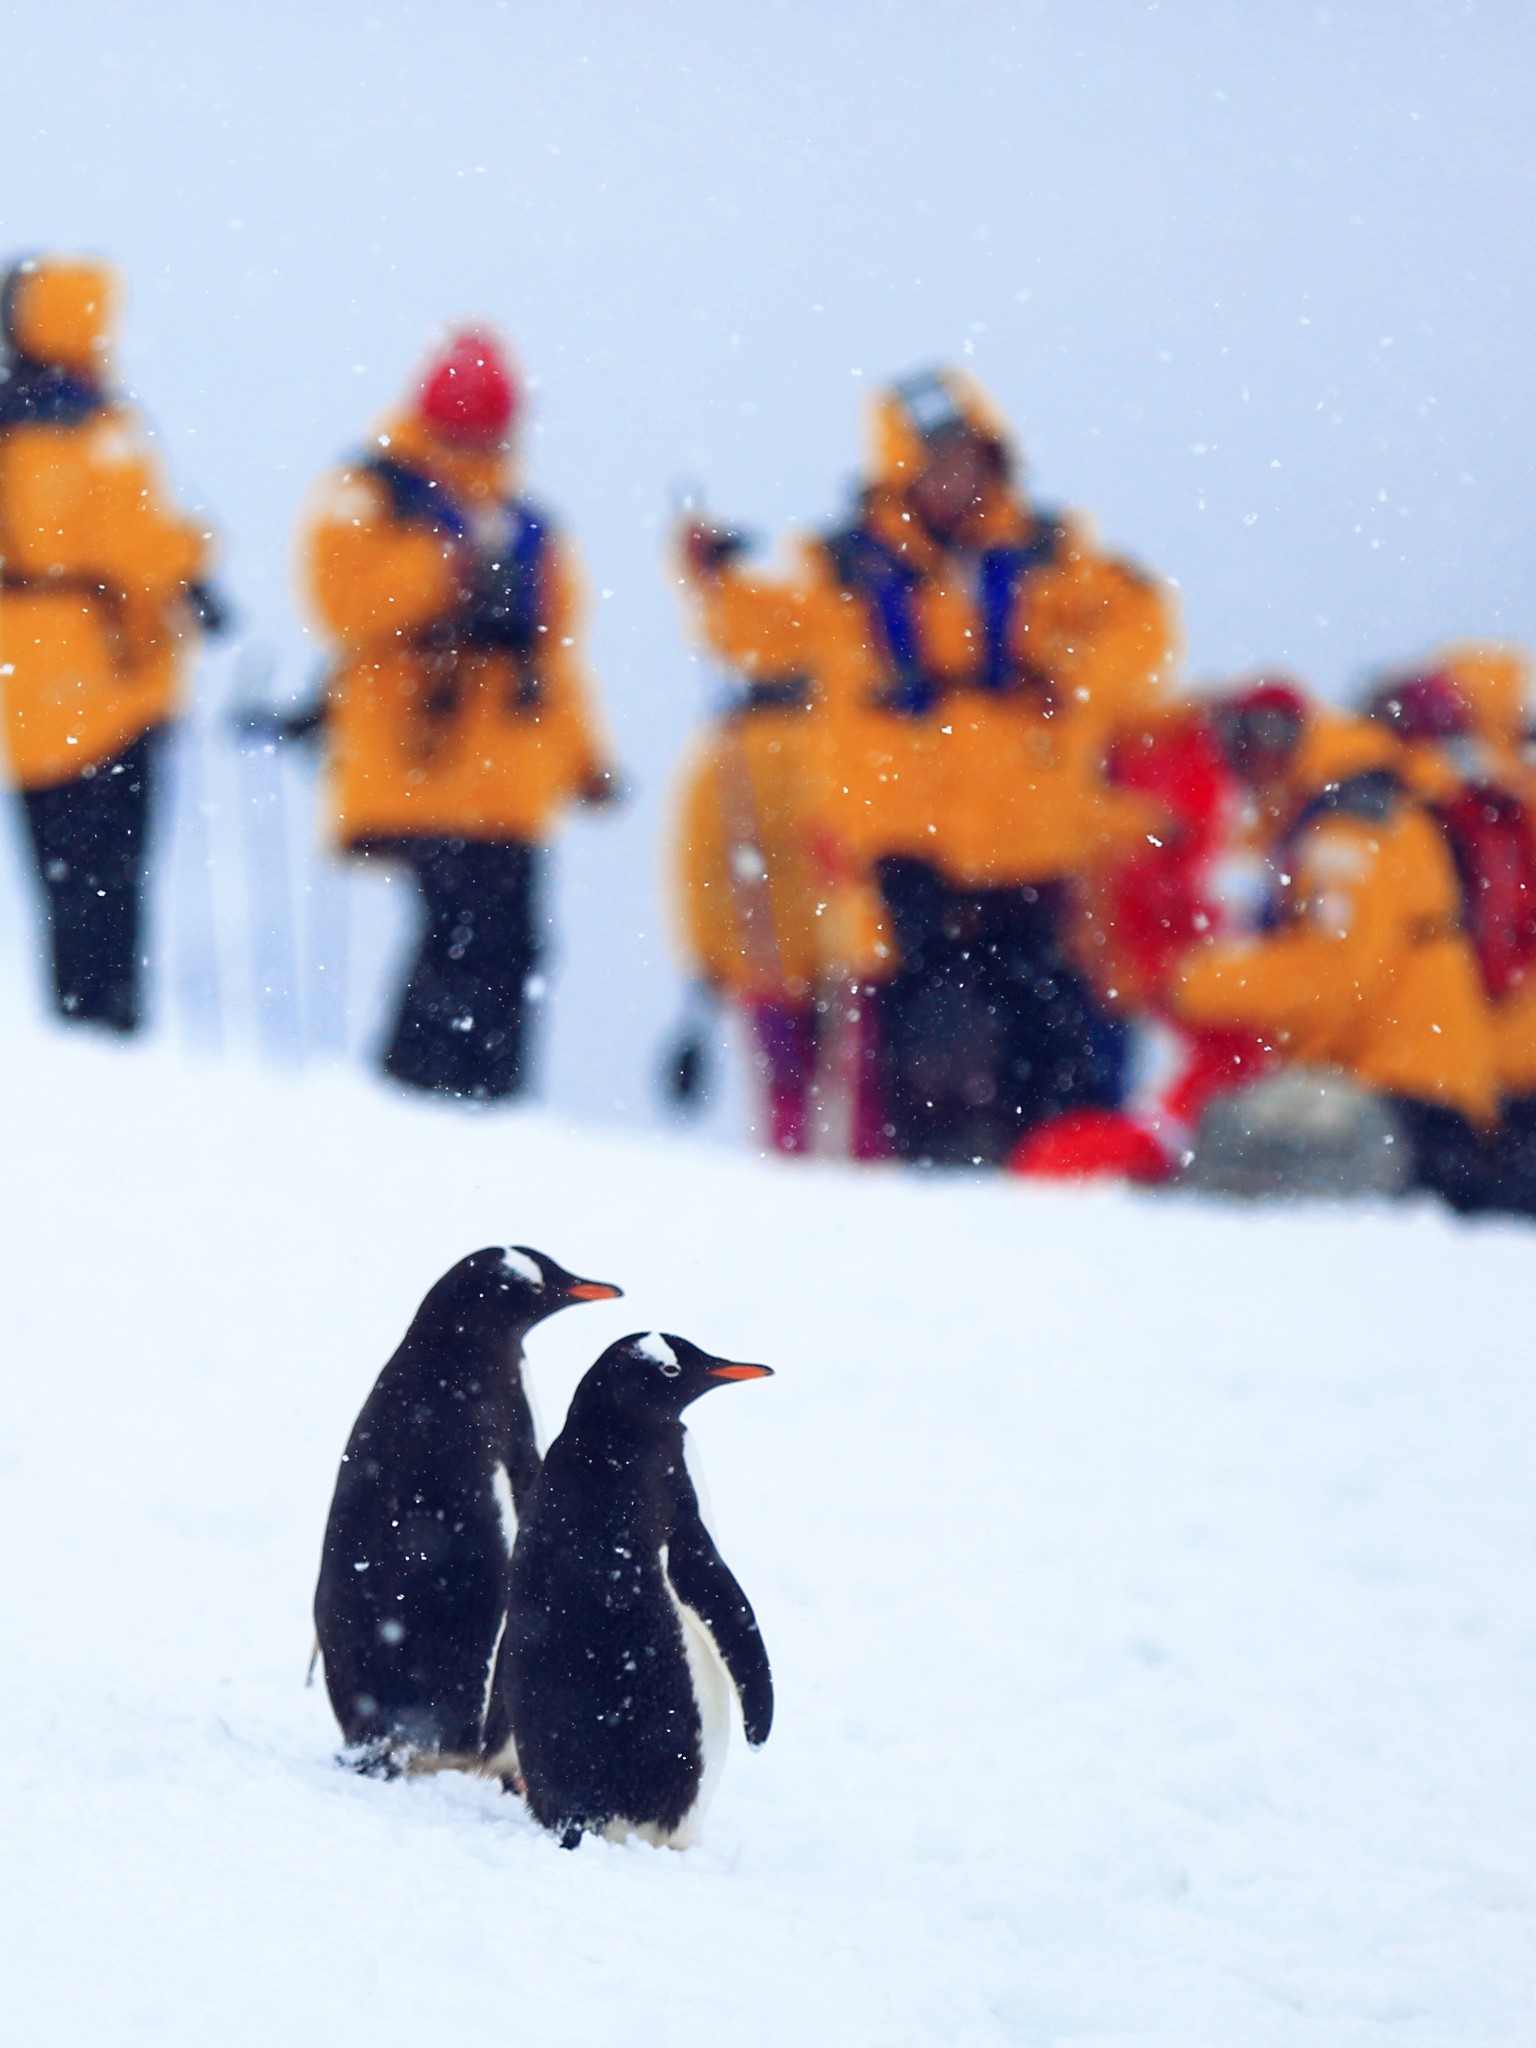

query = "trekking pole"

[809,934,862,1159]
[165,663,227,1054]
[279,668,349,1062]
[302,776,351,1062]
[228,644,304,1066]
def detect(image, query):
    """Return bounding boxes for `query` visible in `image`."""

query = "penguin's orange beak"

[709,1363,774,1381]
[568,1280,623,1302]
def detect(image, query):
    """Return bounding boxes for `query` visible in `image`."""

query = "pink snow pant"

[747,995,889,1159]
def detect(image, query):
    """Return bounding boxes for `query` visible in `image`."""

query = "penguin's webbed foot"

[339,1738,407,1780]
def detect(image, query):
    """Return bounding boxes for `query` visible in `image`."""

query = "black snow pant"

[1401,1091,1536,1221]
[873,856,1124,1167]
[1493,1094,1536,1216]
[377,836,541,1101]
[1390,1096,1536,1218]
[19,728,160,1034]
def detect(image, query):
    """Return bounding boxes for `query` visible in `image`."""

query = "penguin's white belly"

[655,1559,734,1849]
[470,1464,520,1783]
[477,1606,520,1783]
[599,1561,732,1851]
[673,1599,733,1839]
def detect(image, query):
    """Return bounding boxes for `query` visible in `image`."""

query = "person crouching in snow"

[300,327,620,1101]
[1168,694,1501,1215]
[1015,677,1352,1184]
[1364,647,1536,1215]
[1026,688,1289,1183]
[0,254,220,1033]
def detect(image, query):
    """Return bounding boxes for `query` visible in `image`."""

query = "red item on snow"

[417,328,519,445]
[1007,1108,1171,1185]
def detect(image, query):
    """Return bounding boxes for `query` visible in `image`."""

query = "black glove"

[576,768,626,809]
[186,582,234,636]
[680,521,753,577]
[664,1030,709,1109]
[661,985,716,1110]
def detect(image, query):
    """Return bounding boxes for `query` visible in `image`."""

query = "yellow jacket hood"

[1289,709,1402,800]
[1439,641,1530,754]
[2,256,118,374]
[863,368,1015,491]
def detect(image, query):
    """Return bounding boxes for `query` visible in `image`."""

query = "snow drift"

[0,1024,1531,2044]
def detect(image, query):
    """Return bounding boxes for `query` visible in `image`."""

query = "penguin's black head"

[416,1246,623,1344]
[568,1332,773,1429]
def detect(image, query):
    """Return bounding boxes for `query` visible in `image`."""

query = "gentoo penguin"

[482,1331,773,1848]
[314,1246,621,1772]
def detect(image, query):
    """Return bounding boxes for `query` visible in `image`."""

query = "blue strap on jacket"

[830,515,1061,716]
[827,525,937,717]
[362,454,472,542]
[977,524,1060,692]
[361,454,549,656]
[504,502,546,650]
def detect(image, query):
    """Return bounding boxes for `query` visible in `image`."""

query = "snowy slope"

[1,1023,1532,2046]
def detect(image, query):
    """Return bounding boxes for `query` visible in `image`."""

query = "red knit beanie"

[416,327,518,445]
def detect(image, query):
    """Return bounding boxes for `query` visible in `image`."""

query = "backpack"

[1434,784,1536,1000]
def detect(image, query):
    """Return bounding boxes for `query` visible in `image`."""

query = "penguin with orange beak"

[314,1246,621,1772]
[483,1331,773,1848]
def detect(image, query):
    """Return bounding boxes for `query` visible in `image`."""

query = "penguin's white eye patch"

[501,1248,543,1287]
[636,1332,680,1374]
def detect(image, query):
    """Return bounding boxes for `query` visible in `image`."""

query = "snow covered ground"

[1,1022,1532,2046]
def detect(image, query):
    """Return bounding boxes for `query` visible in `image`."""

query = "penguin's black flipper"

[666,1499,774,1748]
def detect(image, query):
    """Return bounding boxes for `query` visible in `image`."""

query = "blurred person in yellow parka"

[1365,643,1536,1212]
[0,254,220,1032]
[1364,648,1536,1011]
[670,549,815,1138]
[676,367,1175,1166]
[667,541,887,1157]
[301,327,619,1101]
[1172,698,1501,1213]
